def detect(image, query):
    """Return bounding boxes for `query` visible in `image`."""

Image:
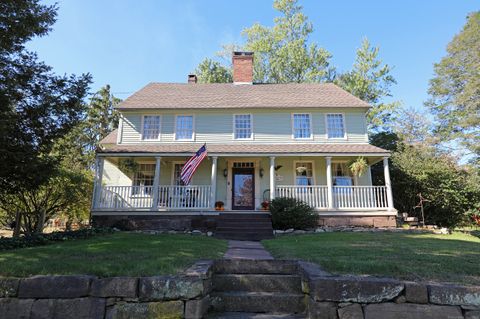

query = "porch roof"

[98,142,390,156]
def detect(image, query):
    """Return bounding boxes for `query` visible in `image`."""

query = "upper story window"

[326,114,345,139]
[175,115,194,140]
[234,114,252,139]
[142,115,161,140]
[292,113,312,139]
[295,162,314,186]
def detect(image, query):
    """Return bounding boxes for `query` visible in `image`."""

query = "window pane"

[327,114,345,138]
[133,164,156,195]
[143,116,161,140]
[295,162,313,185]
[176,115,193,140]
[234,114,252,139]
[293,114,311,138]
[173,164,185,185]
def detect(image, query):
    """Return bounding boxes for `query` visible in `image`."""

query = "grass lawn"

[0,232,227,277]
[263,232,480,285]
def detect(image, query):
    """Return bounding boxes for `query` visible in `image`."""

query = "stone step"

[213,274,302,293]
[216,227,273,232]
[214,260,298,275]
[210,291,306,313]
[219,213,271,219]
[206,312,306,319]
[214,233,274,241]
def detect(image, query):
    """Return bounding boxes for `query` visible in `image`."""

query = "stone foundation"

[318,215,397,227]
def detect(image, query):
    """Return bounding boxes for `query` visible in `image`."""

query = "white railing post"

[151,156,161,211]
[210,156,218,209]
[326,157,334,209]
[383,157,394,211]
[92,156,105,209]
[270,156,276,201]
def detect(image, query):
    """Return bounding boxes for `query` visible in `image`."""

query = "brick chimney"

[232,51,254,84]
[188,74,197,84]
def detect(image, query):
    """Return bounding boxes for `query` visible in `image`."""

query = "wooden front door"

[232,167,255,210]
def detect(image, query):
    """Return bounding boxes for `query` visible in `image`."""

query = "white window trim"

[331,161,354,186]
[325,113,348,140]
[140,114,162,141]
[232,114,254,140]
[174,114,195,141]
[171,161,186,185]
[131,161,156,197]
[291,113,313,140]
[293,160,316,185]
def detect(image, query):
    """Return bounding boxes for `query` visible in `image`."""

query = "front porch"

[91,154,395,214]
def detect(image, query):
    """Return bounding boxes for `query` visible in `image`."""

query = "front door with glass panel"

[232,167,255,210]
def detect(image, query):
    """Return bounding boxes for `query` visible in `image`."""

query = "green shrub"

[269,197,318,230]
[0,227,113,251]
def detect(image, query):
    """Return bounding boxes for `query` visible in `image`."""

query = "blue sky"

[28,0,478,110]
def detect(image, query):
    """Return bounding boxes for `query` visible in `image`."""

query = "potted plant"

[261,200,270,211]
[349,157,368,185]
[215,201,224,211]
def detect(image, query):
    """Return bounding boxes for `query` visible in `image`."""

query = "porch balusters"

[383,157,394,210]
[151,156,162,211]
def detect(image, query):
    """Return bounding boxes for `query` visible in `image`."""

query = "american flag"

[180,144,208,185]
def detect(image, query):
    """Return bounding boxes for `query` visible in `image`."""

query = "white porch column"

[151,156,161,211]
[210,156,218,209]
[269,156,276,201]
[383,157,394,210]
[326,157,334,209]
[93,156,105,209]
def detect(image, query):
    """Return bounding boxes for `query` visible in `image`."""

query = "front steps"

[207,260,306,318]
[215,213,274,241]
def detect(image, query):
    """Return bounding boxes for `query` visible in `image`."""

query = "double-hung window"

[175,115,194,140]
[332,162,352,186]
[142,115,161,140]
[293,114,311,139]
[132,163,155,195]
[234,114,252,139]
[326,114,345,139]
[295,162,314,186]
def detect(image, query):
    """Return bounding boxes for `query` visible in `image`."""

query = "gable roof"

[117,82,370,110]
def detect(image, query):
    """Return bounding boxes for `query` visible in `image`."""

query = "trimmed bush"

[269,197,318,230]
[0,227,114,251]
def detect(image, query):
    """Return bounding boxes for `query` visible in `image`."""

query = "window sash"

[142,116,161,140]
[295,162,313,186]
[173,163,185,186]
[234,114,252,139]
[327,114,345,138]
[175,115,193,140]
[132,164,155,195]
[293,114,311,139]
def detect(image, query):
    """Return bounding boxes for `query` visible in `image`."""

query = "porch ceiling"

[98,143,390,157]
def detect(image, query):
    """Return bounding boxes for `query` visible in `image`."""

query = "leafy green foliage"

[371,131,480,227]
[425,12,480,164]
[0,0,91,192]
[195,58,232,83]
[270,197,317,230]
[335,38,399,132]
[0,227,113,251]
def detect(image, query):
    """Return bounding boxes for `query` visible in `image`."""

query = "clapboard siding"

[119,108,368,145]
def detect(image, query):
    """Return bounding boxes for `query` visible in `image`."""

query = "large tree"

[425,12,480,164]
[335,38,399,132]
[196,0,334,84]
[0,0,91,193]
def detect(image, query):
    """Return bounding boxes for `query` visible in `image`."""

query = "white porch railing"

[276,186,329,208]
[95,185,211,210]
[275,185,388,209]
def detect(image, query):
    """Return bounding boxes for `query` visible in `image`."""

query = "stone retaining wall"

[1,259,479,318]
[299,261,480,319]
[0,260,214,319]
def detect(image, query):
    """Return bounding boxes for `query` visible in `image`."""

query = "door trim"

[226,159,261,210]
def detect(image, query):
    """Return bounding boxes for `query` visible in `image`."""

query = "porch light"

[259,168,264,178]
[223,168,228,177]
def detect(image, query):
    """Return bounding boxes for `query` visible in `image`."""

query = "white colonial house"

[91,52,396,234]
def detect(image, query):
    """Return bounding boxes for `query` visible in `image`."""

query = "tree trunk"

[36,209,46,233]
[13,211,21,237]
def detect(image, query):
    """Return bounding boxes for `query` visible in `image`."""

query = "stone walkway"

[223,240,274,260]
